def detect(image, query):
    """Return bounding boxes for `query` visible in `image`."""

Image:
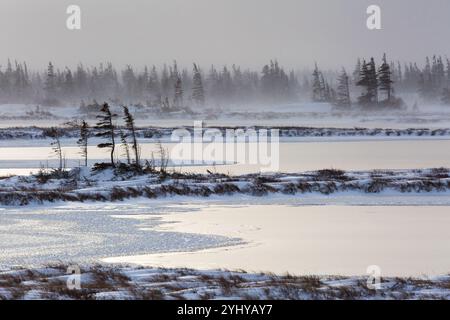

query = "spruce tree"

[95,103,117,167]
[49,127,63,171]
[378,53,393,102]
[320,73,327,101]
[219,66,233,99]
[173,77,183,108]
[353,58,361,84]
[64,68,74,98]
[44,62,56,100]
[357,60,370,105]
[368,57,378,103]
[149,65,160,98]
[161,64,171,96]
[192,63,205,106]
[77,120,89,167]
[173,76,183,108]
[312,63,322,102]
[119,129,131,165]
[419,57,433,99]
[335,68,351,107]
[357,58,378,106]
[123,106,140,167]
[122,65,136,99]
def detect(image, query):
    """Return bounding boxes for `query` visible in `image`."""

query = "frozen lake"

[0,200,240,267]
[106,202,450,277]
[1,139,450,176]
[0,198,450,276]
[1,135,449,277]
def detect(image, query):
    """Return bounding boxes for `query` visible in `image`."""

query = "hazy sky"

[1,0,449,70]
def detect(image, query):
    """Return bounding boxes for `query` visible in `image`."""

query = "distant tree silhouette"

[95,103,117,167]
[77,120,89,166]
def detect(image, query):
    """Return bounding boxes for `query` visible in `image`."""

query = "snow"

[3,102,450,129]
[1,166,450,206]
[0,167,449,298]
[0,263,448,300]
[2,125,450,145]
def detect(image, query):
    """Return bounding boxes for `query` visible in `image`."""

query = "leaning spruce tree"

[119,129,131,165]
[77,120,89,167]
[95,103,117,167]
[123,106,140,167]
[49,127,63,171]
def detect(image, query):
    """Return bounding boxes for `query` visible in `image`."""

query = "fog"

[1,0,450,69]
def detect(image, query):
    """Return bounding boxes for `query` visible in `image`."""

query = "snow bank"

[1,167,450,206]
[0,264,448,300]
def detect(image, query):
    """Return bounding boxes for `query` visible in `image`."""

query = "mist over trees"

[313,53,450,109]
[335,68,351,108]
[0,59,300,107]
[2,55,450,108]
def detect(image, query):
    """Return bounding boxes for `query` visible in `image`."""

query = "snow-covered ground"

[0,174,449,298]
[1,264,449,300]
[3,125,450,143]
[1,166,450,205]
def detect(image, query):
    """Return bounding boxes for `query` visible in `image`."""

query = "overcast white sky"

[1,0,449,70]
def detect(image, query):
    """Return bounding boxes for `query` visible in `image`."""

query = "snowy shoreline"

[1,125,450,142]
[1,167,450,206]
[0,264,449,300]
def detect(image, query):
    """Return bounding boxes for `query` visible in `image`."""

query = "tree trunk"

[84,142,88,167]
[110,119,116,167]
[131,130,139,166]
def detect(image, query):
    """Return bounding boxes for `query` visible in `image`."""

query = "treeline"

[313,54,398,109]
[0,60,301,107]
[3,55,450,108]
[355,54,450,102]
[314,53,450,108]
